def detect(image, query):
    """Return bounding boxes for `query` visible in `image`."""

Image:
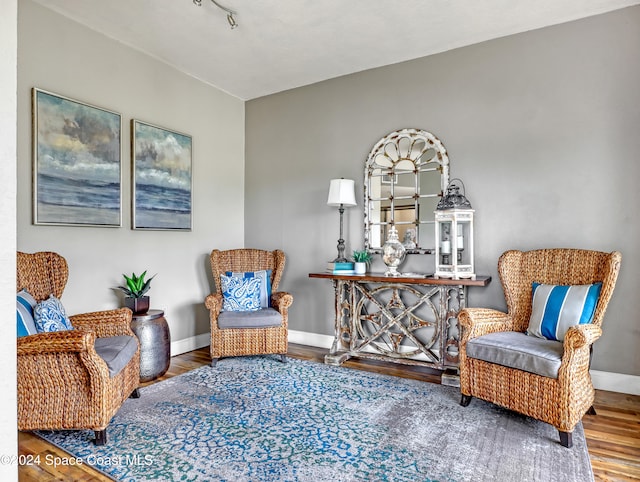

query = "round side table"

[130,309,171,382]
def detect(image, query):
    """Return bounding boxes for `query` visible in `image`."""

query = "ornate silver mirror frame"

[364,128,450,254]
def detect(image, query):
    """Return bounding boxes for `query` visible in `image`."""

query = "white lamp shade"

[327,179,357,207]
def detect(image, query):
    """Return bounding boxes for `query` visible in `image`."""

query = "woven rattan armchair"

[17,251,140,445]
[459,248,621,448]
[205,248,293,366]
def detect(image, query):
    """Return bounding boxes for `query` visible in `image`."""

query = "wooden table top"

[309,272,491,286]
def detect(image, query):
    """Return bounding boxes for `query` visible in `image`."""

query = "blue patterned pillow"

[221,274,262,312]
[17,289,38,337]
[34,295,74,333]
[225,270,272,308]
[527,282,602,342]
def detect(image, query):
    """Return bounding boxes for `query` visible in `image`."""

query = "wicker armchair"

[17,251,140,445]
[205,248,293,365]
[459,248,621,447]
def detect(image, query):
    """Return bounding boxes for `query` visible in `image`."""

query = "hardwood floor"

[18,344,640,481]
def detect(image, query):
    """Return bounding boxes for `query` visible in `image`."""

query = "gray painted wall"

[246,7,640,376]
[17,1,245,346]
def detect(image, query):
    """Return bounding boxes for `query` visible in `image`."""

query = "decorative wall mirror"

[364,128,450,254]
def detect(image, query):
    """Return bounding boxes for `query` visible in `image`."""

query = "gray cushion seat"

[466,331,564,379]
[218,308,283,329]
[94,335,139,377]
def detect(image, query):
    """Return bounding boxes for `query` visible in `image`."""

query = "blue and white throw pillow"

[225,269,272,308]
[17,289,38,337]
[221,274,262,312]
[34,295,74,333]
[527,282,602,342]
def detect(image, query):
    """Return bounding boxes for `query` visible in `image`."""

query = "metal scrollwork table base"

[309,272,490,386]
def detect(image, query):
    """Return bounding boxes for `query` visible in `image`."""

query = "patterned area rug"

[38,356,594,481]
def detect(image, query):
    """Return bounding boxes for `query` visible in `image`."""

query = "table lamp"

[327,178,357,262]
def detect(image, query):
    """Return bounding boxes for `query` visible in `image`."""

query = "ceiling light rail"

[193,0,238,29]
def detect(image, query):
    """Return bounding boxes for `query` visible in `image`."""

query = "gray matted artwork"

[32,88,122,227]
[132,120,192,230]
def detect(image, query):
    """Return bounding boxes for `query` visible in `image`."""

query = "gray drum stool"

[130,309,171,382]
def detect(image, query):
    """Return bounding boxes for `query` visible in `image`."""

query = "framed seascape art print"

[32,88,122,226]
[131,120,192,230]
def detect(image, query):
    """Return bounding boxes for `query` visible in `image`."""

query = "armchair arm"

[564,323,602,350]
[459,308,514,342]
[16,330,113,425]
[271,291,293,315]
[17,330,96,356]
[17,329,111,379]
[557,323,602,384]
[69,307,134,338]
[205,293,223,315]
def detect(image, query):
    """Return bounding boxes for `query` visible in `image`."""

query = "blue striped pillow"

[220,274,262,312]
[527,282,602,342]
[225,270,272,308]
[17,289,38,337]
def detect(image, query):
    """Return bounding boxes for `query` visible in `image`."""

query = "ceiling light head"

[194,0,238,30]
[227,13,238,29]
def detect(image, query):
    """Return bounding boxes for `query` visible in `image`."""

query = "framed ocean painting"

[131,120,192,230]
[32,88,122,226]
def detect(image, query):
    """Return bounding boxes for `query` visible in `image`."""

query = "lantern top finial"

[436,178,472,210]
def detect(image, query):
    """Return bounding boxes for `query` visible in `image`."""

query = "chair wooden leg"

[586,406,597,416]
[280,354,287,363]
[559,431,573,448]
[94,429,108,446]
[460,394,472,407]
[129,388,140,399]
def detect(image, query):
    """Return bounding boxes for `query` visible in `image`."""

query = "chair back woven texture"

[211,248,285,294]
[499,248,622,333]
[17,251,69,301]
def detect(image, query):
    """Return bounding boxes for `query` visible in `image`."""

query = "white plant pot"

[354,262,367,275]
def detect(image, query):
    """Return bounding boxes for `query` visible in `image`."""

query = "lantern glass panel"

[454,220,471,265]
[439,220,453,266]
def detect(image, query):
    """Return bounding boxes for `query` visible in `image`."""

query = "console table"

[309,272,490,386]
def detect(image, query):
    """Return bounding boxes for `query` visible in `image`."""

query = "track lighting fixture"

[193,0,238,30]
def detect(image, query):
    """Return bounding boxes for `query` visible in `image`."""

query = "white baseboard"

[590,370,640,395]
[172,330,640,395]
[170,333,210,357]
[288,329,334,349]
[169,331,332,357]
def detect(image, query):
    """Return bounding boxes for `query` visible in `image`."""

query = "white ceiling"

[34,0,640,100]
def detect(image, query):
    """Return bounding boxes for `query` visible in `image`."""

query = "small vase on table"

[382,226,406,276]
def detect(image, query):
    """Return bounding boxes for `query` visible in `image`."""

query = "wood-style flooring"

[18,344,640,481]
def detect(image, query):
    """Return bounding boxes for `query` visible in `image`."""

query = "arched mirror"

[364,128,450,254]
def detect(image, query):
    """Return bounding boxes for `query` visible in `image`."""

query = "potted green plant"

[118,271,155,314]
[352,250,372,275]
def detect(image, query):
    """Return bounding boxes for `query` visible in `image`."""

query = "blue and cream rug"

[38,356,594,481]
